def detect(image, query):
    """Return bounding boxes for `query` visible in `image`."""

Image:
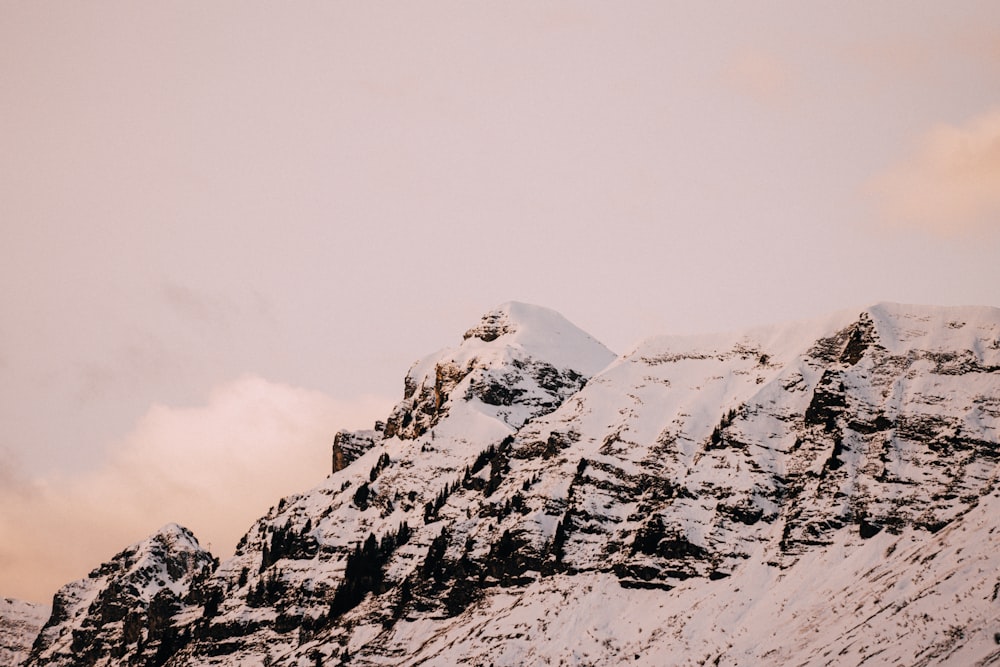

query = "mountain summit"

[382,301,615,441]
[25,524,216,667]
[17,303,1000,666]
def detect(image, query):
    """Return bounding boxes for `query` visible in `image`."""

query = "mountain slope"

[366,486,1000,666]
[21,302,1000,666]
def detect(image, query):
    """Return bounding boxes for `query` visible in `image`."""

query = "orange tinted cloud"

[870,110,1000,235]
[0,376,391,603]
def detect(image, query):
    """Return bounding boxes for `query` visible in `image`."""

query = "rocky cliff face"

[330,428,380,474]
[20,302,1000,666]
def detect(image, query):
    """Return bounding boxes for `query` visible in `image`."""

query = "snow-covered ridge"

[19,302,1000,666]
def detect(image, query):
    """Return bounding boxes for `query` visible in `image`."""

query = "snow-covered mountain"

[17,302,1000,666]
[23,524,216,667]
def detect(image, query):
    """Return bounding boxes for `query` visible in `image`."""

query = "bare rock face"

[24,524,216,667]
[24,302,1000,667]
[330,428,379,473]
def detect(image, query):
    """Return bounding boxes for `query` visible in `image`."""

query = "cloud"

[0,375,393,603]
[869,110,1000,235]
[724,50,793,106]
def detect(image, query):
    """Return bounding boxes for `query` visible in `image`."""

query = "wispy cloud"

[869,110,1000,235]
[0,376,392,603]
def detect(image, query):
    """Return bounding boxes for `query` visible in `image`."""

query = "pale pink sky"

[2,2,999,602]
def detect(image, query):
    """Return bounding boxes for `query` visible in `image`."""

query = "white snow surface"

[368,488,1000,666]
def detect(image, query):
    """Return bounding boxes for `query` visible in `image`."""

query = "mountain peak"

[460,301,615,376]
[463,301,579,340]
[25,525,217,667]
[98,523,209,584]
[462,303,519,342]
[383,303,615,440]
[148,522,204,551]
